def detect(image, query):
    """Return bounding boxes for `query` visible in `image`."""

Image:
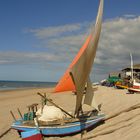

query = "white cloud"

[0,60,11,64]
[0,51,69,65]
[27,23,83,39]
[94,16,140,79]
[123,14,137,18]
[1,15,140,81]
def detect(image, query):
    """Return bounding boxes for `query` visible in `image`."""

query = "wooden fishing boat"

[115,81,128,89]
[11,0,105,138]
[127,54,140,94]
[128,79,140,94]
[12,113,105,136]
[128,87,140,94]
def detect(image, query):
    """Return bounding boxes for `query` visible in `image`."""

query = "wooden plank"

[17,108,23,119]
[10,110,16,121]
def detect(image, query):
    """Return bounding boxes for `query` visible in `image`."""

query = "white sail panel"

[84,78,99,111]
[70,0,104,115]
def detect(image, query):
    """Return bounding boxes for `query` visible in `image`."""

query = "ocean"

[0,80,57,90]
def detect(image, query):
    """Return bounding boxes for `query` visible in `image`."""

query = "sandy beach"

[0,86,140,140]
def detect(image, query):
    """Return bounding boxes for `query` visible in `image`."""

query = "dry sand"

[0,86,140,140]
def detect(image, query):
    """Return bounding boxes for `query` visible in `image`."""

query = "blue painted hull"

[21,129,42,140]
[11,114,105,136]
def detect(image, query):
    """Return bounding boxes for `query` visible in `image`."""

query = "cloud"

[123,14,137,19]
[0,60,11,64]
[26,23,83,39]
[0,51,70,65]
[1,15,140,81]
[94,16,140,79]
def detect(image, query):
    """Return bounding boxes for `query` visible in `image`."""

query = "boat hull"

[21,129,43,140]
[115,84,128,89]
[11,114,105,136]
[128,87,140,93]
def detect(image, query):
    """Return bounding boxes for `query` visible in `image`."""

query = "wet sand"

[0,86,140,140]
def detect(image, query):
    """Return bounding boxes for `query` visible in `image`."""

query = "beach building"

[108,64,140,81]
[122,64,140,81]
[109,71,122,78]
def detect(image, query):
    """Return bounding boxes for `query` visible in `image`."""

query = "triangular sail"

[70,0,104,114]
[55,35,91,92]
[84,77,99,111]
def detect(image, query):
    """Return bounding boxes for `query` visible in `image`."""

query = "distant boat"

[127,53,140,93]
[11,0,105,137]
[128,79,140,93]
[115,80,129,89]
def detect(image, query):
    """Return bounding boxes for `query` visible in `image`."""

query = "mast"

[130,53,134,81]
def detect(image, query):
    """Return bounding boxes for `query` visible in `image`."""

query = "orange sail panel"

[55,35,91,92]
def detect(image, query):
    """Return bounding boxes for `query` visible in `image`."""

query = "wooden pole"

[17,108,23,119]
[44,93,47,105]
[10,111,16,121]
[41,96,44,114]
[37,92,75,118]
[0,128,11,139]
[69,72,81,117]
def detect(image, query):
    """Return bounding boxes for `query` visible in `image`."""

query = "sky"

[0,0,140,82]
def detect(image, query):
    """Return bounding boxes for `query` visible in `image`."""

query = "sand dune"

[0,86,140,140]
